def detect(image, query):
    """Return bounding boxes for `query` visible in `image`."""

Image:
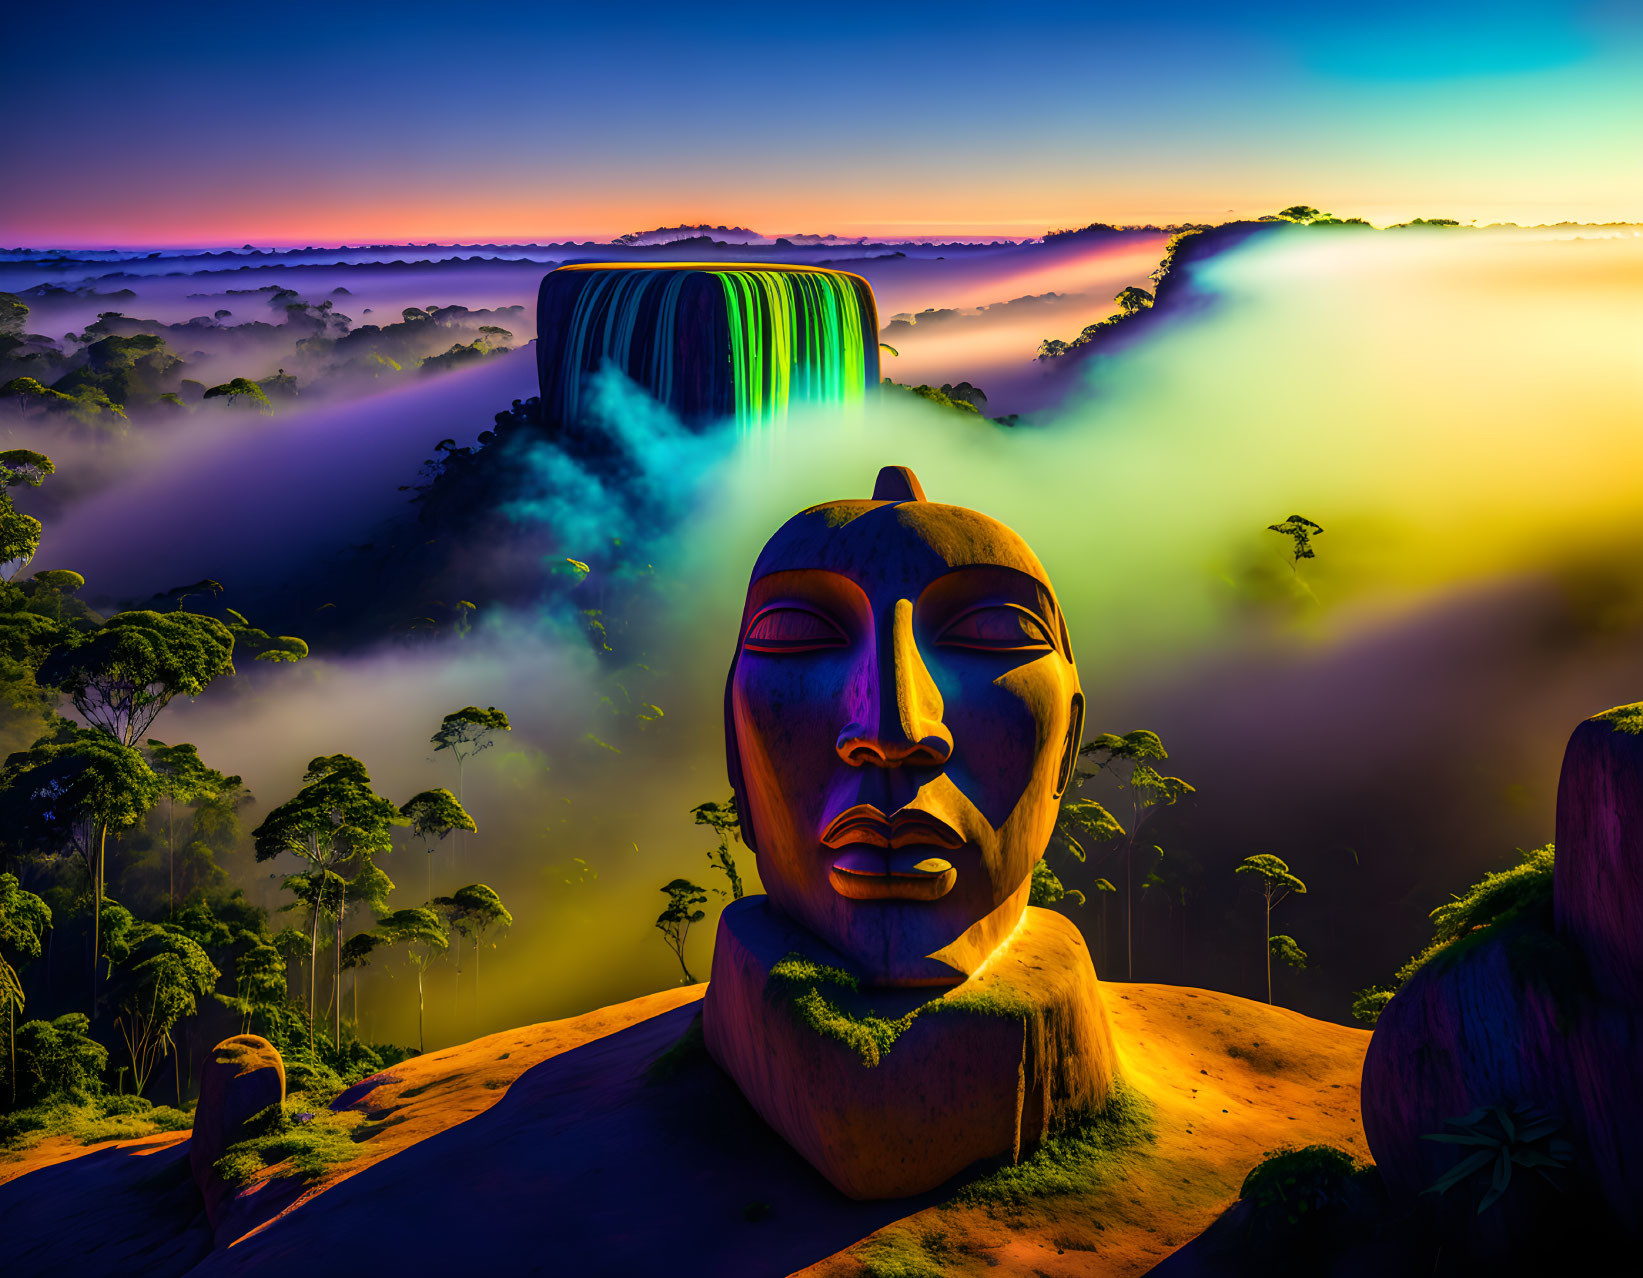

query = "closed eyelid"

[916,566,1067,656]
[934,603,1056,649]
[742,604,849,650]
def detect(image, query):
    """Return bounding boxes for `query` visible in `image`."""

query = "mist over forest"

[4,215,1643,1067]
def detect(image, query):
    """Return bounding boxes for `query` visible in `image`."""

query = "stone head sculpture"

[725,466,1085,986]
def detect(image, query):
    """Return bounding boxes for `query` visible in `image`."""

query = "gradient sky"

[6,0,1640,247]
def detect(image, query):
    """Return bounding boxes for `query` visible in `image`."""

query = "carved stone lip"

[828,858,958,900]
[820,803,965,851]
[822,804,963,900]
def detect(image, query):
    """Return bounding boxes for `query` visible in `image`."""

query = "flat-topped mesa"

[535,263,880,434]
[1555,702,1643,1007]
[703,466,1119,1197]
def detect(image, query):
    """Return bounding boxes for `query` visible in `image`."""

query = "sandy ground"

[0,979,1367,1277]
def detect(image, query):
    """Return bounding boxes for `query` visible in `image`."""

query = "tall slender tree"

[0,873,50,1105]
[434,883,511,1012]
[144,740,239,915]
[429,706,509,868]
[0,729,159,999]
[1234,854,1308,1004]
[252,754,400,1054]
[692,797,745,900]
[655,879,708,984]
[0,449,55,583]
[103,915,218,1097]
[377,907,448,1053]
[399,787,476,904]
[1074,731,1194,979]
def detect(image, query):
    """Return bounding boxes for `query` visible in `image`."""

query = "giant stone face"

[726,468,1084,986]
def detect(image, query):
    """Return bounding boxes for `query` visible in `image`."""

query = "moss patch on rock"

[770,951,1038,1068]
[955,1081,1156,1207]
[1352,844,1556,1023]
[1593,701,1643,734]
[212,1097,366,1187]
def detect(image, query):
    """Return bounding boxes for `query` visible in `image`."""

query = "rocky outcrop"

[189,1034,285,1226]
[1360,703,1643,1256]
[1555,705,1643,1006]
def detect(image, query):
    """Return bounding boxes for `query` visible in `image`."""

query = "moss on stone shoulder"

[955,1081,1155,1207]
[769,954,860,992]
[788,988,920,1067]
[1593,702,1643,734]
[770,951,1038,1068]
[938,983,1036,1020]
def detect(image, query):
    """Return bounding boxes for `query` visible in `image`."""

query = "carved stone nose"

[835,599,953,768]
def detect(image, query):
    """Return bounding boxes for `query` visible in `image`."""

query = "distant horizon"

[7,212,1642,257]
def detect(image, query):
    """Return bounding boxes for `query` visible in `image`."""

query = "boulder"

[189,1034,285,1226]
[1555,703,1643,1007]
[1361,704,1643,1251]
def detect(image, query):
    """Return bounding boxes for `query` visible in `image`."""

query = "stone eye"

[743,607,847,652]
[936,605,1055,652]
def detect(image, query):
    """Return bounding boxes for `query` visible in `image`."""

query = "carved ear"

[1054,692,1085,799]
[723,651,757,853]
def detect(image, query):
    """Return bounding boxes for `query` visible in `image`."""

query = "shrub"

[1240,1144,1370,1236]
[99,1094,152,1117]
[0,1093,193,1152]
[212,1101,364,1186]
[11,1014,108,1107]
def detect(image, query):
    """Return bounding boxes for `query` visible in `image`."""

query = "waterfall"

[537,264,879,434]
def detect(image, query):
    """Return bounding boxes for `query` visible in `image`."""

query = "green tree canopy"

[1270,934,1308,969]
[10,1013,107,1106]
[400,786,476,902]
[1071,728,1193,980]
[432,881,511,1008]
[253,754,401,1050]
[1234,854,1308,896]
[0,872,51,1104]
[656,879,708,984]
[0,449,55,583]
[105,918,219,1096]
[1113,286,1154,315]
[399,787,477,843]
[0,728,160,861]
[146,739,243,911]
[0,449,54,491]
[1270,205,1326,223]
[0,729,159,983]
[1053,798,1125,862]
[692,796,745,900]
[222,608,308,664]
[32,569,85,595]
[431,705,511,767]
[0,872,51,962]
[1236,854,1308,1004]
[376,906,448,1052]
[1267,515,1323,571]
[38,610,236,746]
[202,377,271,411]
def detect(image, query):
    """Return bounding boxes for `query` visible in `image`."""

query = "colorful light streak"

[538,264,877,433]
